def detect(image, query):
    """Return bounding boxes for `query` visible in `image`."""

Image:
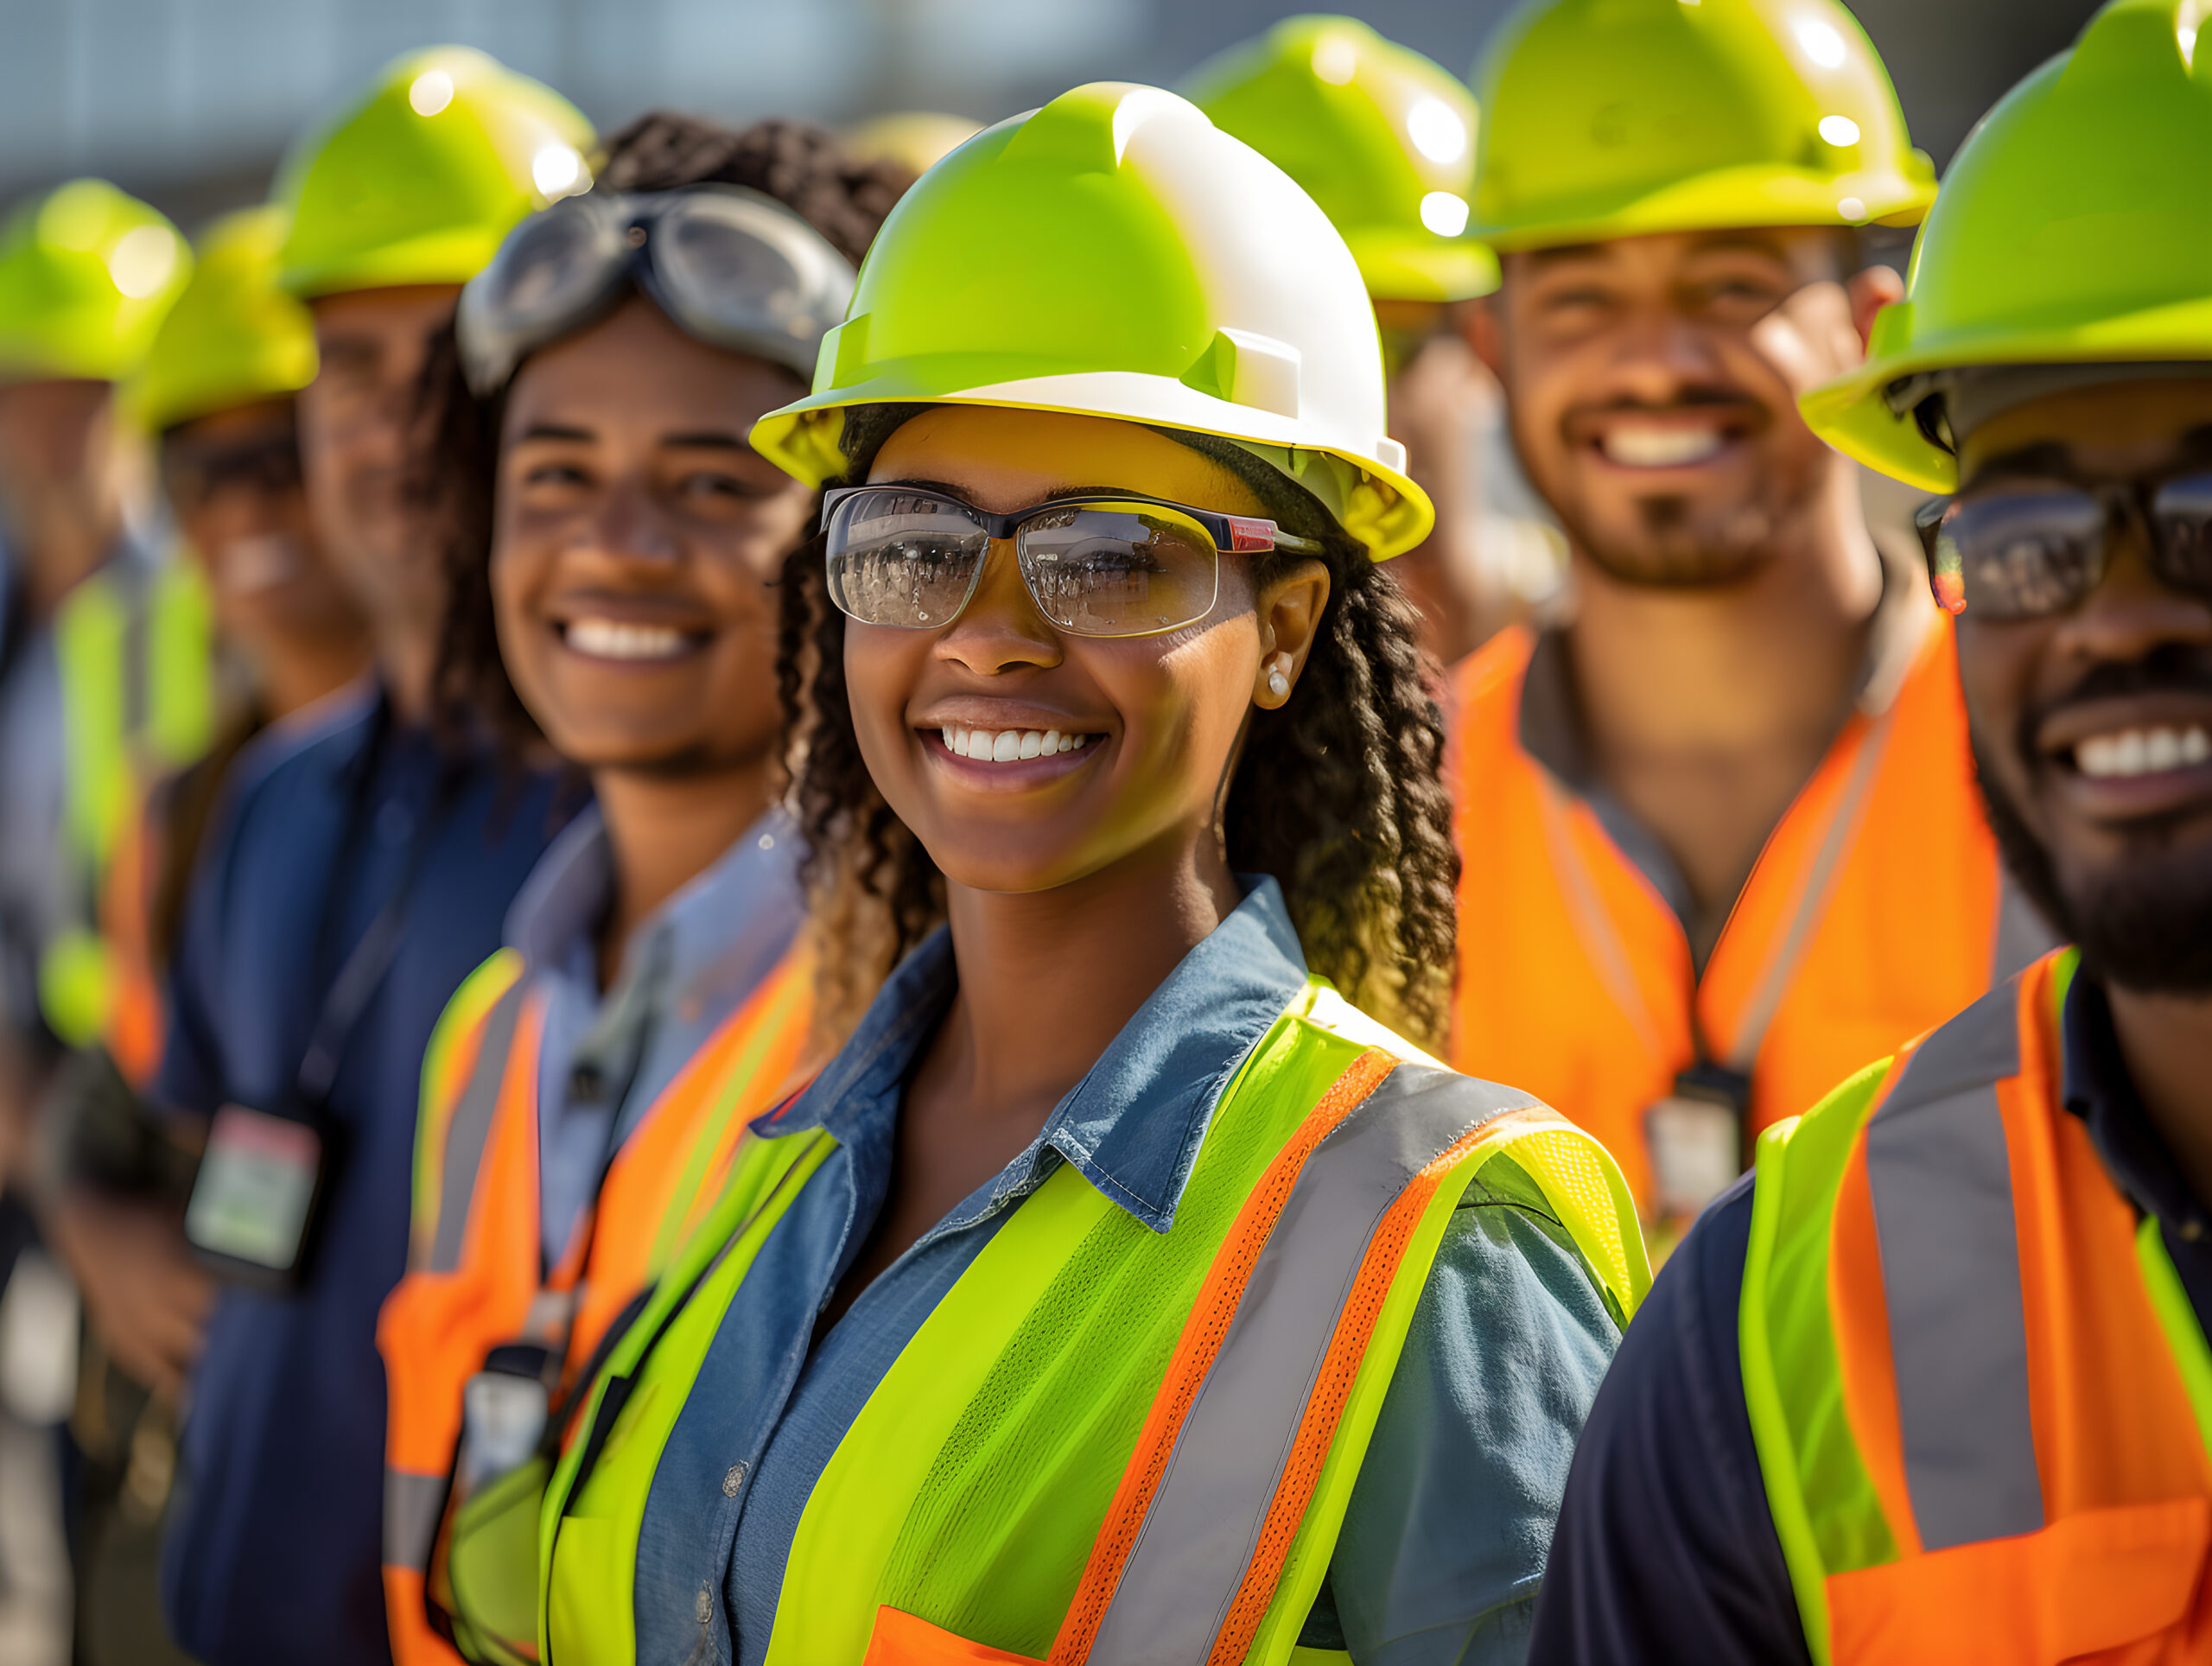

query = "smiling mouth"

[2072,723,2212,779]
[938,723,1096,762]
[1596,421,1731,469]
[559,617,702,663]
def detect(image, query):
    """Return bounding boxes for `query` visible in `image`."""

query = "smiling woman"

[375,113,906,1666]
[537,83,1648,1666]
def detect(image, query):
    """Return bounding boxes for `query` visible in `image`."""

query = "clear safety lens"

[1016,502,1219,636]
[653,197,809,340]
[826,488,991,629]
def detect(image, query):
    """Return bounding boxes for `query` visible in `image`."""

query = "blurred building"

[0,0,2104,226]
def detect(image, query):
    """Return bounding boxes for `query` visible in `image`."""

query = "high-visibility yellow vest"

[539,980,1649,1665]
[1740,948,2212,1664]
[379,945,814,1666]
[40,551,214,1046]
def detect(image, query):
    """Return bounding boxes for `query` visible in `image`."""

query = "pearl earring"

[1267,665,1291,699]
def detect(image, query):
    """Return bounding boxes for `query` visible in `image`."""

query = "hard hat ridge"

[749,81,1435,560]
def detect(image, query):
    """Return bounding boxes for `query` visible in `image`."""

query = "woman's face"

[851,405,1328,895]
[492,293,814,774]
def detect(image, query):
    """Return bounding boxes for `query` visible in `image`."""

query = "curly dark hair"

[780,410,1459,1049]
[417,113,911,752]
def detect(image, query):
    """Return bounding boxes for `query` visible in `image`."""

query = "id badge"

[458,1368,551,1494]
[1643,1064,1751,1222]
[184,1103,327,1288]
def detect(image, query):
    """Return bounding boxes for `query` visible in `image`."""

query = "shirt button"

[2181,1218,2206,1243]
[757,832,775,851]
[721,1462,746,1497]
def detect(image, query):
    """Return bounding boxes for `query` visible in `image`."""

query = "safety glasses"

[822,484,1322,639]
[1916,471,2212,619]
[455,184,856,397]
[161,429,302,512]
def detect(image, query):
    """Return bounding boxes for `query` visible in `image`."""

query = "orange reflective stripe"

[1826,1497,2211,1666]
[1205,1110,1520,1663]
[1046,1046,1397,1664]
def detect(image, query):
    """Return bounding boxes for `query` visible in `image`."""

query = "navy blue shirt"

[1527,970,2212,1664]
[155,684,575,1666]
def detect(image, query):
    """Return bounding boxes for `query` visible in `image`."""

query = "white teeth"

[564,618,689,661]
[2075,725,2212,779]
[1599,423,1726,468]
[941,725,1092,762]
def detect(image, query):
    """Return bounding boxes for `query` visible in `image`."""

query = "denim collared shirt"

[632,878,1621,1666]
[508,804,804,1265]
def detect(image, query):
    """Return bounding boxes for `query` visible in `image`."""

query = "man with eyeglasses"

[1531,3,2212,1658]
[1447,0,2054,1246]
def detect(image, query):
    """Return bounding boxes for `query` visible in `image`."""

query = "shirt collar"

[760,875,1313,1234]
[2060,969,2211,1234]
[506,802,805,1011]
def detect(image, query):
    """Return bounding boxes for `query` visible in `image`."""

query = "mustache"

[1560,386,1769,442]
[2015,642,2212,761]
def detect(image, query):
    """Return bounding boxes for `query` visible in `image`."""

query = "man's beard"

[1564,491,1785,588]
[1973,656,2212,995]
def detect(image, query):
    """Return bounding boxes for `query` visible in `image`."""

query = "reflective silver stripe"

[385,1466,448,1571]
[429,982,531,1275]
[1992,871,2058,985]
[1863,983,2044,1550]
[1090,1063,1529,1661]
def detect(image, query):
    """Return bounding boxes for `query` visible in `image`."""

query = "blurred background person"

[147,48,593,1666]
[1187,15,1540,666]
[378,112,903,1665]
[1447,0,2051,1244]
[28,201,371,1666]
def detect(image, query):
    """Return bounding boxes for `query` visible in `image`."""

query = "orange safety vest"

[378,945,813,1666]
[1741,950,2212,1663]
[1447,620,2033,1217]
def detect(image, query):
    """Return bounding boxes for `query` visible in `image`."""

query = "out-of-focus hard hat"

[0,180,190,383]
[751,83,1434,560]
[274,45,595,299]
[1805,0,2212,491]
[1185,15,1497,303]
[841,112,985,178]
[1470,0,1935,252]
[126,207,317,435]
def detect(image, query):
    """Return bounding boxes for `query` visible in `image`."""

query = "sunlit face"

[491,295,813,775]
[161,397,361,654]
[298,283,459,628]
[1490,226,1859,587]
[1955,378,2212,992]
[848,405,1324,895]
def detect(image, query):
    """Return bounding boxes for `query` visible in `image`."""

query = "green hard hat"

[1804,0,2212,492]
[275,45,594,299]
[0,180,191,383]
[125,207,317,435]
[751,82,1434,561]
[1184,16,1497,303]
[1470,0,1935,251]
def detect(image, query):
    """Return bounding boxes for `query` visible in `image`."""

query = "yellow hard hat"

[1185,16,1497,302]
[841,112,984,177]
[0,180,191,383]
[275,45,595,299]
[126,207,317,435]
[1471,0,1935,251]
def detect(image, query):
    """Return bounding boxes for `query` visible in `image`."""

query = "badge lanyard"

[1534,698,1897,1223]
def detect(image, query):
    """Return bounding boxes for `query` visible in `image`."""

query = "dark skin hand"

[1471,227,1901,921]
[162,397,372,720]
[48,1182,213,1398]
[1954,378,2212,1208]
[299,283,461,722]
[490,294,816,987]
[820,406,1328,1328]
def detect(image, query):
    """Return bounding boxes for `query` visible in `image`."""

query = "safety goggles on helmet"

[455,184,856,397]
[1915,472,2212,620]
[822,484,1322,639]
